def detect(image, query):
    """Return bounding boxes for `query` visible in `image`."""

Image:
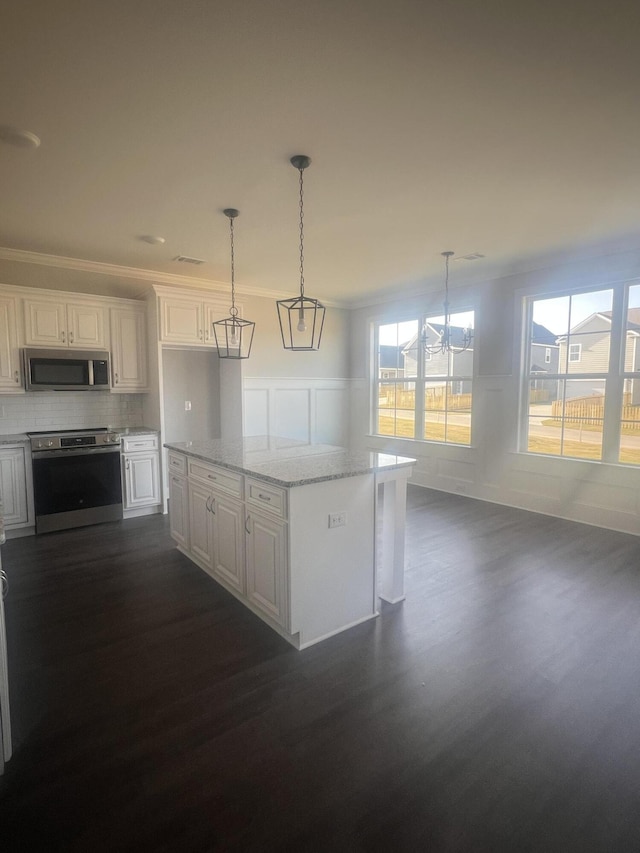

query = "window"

[375,311,474,445]
[522,282,640,465]
[545,347,551,364]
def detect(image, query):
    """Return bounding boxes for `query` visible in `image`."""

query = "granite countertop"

[164,436,416,488]
[0,434,29,445]
[111,426,159,436]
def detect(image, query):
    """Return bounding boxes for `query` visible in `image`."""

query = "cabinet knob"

[14,370,19,383]
[61,331,66,343]
[126,459,130,470]
[114,372,119,384]
[69,331,74,343]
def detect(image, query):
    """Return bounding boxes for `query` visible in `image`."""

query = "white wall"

[161,349,221,443]
[350,245,640,535]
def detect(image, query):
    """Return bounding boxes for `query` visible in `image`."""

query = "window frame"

[520,280,640,465]
[373,311,475,445]
[568,342,582,362]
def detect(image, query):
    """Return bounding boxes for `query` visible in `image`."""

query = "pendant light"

[212,208,255,359]
[421,251,473,355]
[276,155,326,350]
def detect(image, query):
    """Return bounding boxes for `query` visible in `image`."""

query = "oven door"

[32,446,123,533]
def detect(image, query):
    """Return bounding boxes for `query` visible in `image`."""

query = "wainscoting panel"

[243,378,350,446]
[273,389,311,443]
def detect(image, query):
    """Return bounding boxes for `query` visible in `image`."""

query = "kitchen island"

[164,437,415,649]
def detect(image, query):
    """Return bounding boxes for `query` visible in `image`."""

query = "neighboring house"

[378,344,406,379]
[557,309,640,402]
[529,321,559,400]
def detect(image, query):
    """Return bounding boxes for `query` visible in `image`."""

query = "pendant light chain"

[229,214,238,318]
[298,164,305,299]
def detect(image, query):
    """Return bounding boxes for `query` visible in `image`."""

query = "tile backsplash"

[0,392,144,434]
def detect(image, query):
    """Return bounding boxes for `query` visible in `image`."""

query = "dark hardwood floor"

[2,487,640,852]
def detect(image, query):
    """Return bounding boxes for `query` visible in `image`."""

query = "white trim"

[0,247,345,307]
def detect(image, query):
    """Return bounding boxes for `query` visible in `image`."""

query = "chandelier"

[421,251,472,355]
[212,208,255,359]
[276,155,326,350]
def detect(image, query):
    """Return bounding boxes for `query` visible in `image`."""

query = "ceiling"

[1,0,640,306]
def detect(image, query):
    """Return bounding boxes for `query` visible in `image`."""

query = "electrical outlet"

[328,511,347,529]
[184,400,192,411]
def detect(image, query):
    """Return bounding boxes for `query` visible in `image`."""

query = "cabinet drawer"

[122,435,158,453]
[168,452,187,476]
[188,459,243,498]
[246,478,287,518]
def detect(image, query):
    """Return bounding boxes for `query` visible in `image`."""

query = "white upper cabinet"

[159,293,230,346]
[0,296,22,393]
[110,307,148,392]
[24,298,108,349]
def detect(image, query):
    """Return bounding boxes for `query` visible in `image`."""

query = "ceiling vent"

[456,252,485,261]
[173,255,206,265]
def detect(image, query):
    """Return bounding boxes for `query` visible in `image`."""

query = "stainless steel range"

[28,428,123,534]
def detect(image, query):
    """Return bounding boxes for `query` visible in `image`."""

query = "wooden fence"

[551,394,640,430]
[379,387,472,411]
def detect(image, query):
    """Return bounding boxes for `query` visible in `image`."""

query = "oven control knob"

[35,440,43,449]
[46,440,54,447]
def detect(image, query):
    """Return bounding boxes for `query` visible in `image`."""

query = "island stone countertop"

[164,436,416,488]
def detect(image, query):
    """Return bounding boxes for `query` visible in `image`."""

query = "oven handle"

[32,445,121,459]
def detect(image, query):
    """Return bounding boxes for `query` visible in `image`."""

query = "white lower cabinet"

[245,510,288,628]
[212,494,245,594]
[168,473,189,549]
[188,481,214,568]
[0,445,31,530]
[168,450,377,650]
[121,435,161,516]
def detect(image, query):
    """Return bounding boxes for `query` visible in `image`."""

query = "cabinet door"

[23,300,67,346]
[246,511,288,628]
[160,297,204,344]
[123,452,160,509]
[0,447,29,527]
[203,300,231,345]
[0,297,22,392]
[169,474,189,549]
[188,482,214,569]
[67,302,107,349]
[110,308,148,391]
[212,494,245,594]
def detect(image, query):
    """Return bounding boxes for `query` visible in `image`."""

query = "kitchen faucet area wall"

[0,392,144,434]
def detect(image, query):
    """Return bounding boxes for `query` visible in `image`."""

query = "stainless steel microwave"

[23,348,111,391]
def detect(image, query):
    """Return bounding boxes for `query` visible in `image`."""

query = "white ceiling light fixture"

[139,235,166,245]
[276,155,325,351]
[0,126,41,150]
[421,251,473,355]
[212,208,255,360]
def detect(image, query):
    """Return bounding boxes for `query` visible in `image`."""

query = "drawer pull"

[245,515,251,534]
[207,474,217,481]
[258,493,271,502]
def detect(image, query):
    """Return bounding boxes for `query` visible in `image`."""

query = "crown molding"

[0,246,345,307]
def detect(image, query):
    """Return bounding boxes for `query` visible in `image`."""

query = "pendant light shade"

[212,208,255,359]
[276,155,325,351]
